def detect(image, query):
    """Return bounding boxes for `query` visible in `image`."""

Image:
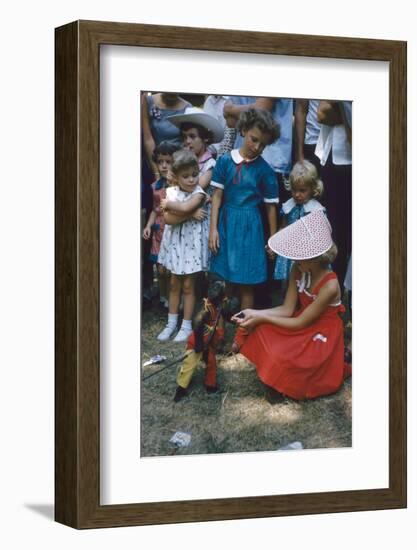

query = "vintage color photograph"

[140,92,352,457]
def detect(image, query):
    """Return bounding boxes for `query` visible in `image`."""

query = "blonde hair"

[315,242,338,267]
[285,160,324,198]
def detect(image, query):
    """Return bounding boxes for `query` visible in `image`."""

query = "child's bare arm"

[209,188,223,253]
[163,207,207,225]
[265,203,278,236]
[143,210,157,239]
[233,268,298,329]
[238,285,336,331]
[236,277,338,332]
[191,208,208,221]
[198,170,212,190]
[273,280,339,330]
[265,203,278,259]
[162,193,205,214]
[163,211,191,225]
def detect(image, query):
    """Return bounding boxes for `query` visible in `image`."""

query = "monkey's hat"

[268,210,333,261]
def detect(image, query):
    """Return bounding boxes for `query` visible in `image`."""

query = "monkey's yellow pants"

[176,329,224,388]
[176,349,203,389]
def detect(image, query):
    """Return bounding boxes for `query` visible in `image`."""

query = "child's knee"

[182,276,195,295]
[170,275,181,293]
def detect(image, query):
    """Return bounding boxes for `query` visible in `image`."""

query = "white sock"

[167,313,178,327]
[181,319,192,330]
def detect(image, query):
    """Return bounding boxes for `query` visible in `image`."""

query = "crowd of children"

[142,93,352,402]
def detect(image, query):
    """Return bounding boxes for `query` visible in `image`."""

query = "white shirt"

[315,123,352,166]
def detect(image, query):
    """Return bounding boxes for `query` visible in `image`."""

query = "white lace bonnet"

[268,210,333,260]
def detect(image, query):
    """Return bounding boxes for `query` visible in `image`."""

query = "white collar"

[282,198,325,215]
[231,149,258,164]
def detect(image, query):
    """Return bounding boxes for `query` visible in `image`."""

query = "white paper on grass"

[100,45,389,505]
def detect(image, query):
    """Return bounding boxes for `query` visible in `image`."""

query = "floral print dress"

[158,185,209,275]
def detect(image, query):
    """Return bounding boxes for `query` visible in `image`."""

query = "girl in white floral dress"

[157,150,209,342]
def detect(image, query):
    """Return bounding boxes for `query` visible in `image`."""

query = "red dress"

[241,272,351,400]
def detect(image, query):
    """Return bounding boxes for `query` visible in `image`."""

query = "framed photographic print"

[55,20,406,528]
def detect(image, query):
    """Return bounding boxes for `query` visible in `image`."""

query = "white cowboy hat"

[268,210,333,260]
[166,107,224,143]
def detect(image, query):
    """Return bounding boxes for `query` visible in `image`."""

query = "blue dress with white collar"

[209,149,278,284]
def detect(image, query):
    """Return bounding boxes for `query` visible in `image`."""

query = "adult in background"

[141,92,191,178]
[294,99,322,175]
[203,95,237,157]
[315,100,352,284]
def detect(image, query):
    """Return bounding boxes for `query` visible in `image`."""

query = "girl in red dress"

[233,210,351,400]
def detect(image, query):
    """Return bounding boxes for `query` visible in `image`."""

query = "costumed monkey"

[174,280,239,402]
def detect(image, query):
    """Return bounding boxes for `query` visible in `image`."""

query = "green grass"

[141,305,352,457]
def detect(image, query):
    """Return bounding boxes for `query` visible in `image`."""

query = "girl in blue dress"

[209,109,280,351]
[274,160,325,284]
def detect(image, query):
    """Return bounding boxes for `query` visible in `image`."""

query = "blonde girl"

[274,159,325,282]
[234,211,351,401]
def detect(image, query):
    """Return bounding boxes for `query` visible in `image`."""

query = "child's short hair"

[236,108,280,145]
[171,149,199,175]
[152,141,180,163]
[285,160,324,197]
[180,122,215,145]
[315,242,338,267]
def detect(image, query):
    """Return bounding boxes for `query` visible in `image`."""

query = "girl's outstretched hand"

[232,309,261,330]
[143,227,151,240]
[209,228,220,253]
